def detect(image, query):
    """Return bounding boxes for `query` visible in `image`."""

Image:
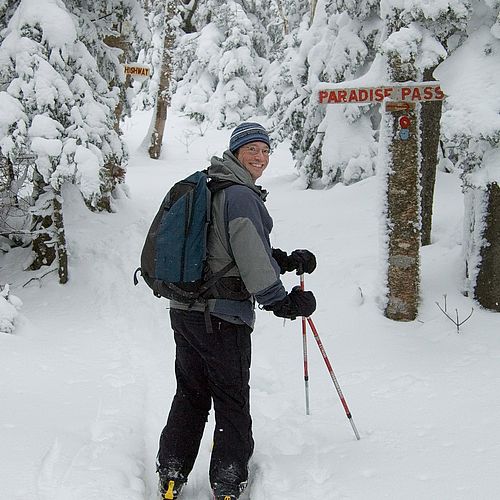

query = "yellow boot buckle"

[164,480,175,499]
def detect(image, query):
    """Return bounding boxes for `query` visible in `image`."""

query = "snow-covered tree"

[0,0,19,31]
[268,0,382,187]
[436,1,500,311]
[0,0,147,282]
[0,92,30,244]
[262,1,311,153]
[0,284,22,334]
[71,0,150,132]
[172,0,267,127]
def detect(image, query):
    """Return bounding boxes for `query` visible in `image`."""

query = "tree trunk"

[5,156,18,206]
[474,182,500,311]
[310,0,318,25]
[148,1,177,159]
[95,154,126,213]
[384,53,421,321]
[274,0,289,35]
[103,32,132,134]
[29,180,68,284]
[101,32,130,210]
[420,66,443,246]
[180,0,199,34]
[53,189,68,284]
[29,172,56,271]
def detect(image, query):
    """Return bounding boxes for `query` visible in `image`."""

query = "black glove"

[272,248,296,274]
[272,248,317,275]
[263,286,316,320]
[290,249,317,275]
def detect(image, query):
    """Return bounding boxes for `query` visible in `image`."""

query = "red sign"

[318,82,444,105]
[399,116,411,128]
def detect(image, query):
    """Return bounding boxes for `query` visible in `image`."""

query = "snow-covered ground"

[1,110,499,500]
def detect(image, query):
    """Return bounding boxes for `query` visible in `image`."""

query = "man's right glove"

[290,249,317,275]
[263,286,316,320]
[272,248,317,275]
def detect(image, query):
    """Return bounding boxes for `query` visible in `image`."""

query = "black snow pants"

[157,308,254,489]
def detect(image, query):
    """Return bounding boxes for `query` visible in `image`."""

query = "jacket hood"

[208,151,268,201]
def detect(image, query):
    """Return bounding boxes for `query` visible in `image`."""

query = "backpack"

[133,170,238,304]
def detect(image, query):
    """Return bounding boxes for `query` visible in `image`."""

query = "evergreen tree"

[268,0,381,187]
[72,0,149,140]
[435,0,500,311]
[0,0,19,31]
[172,0,267,127]
[262,0,310,141]
[0,0,147,281]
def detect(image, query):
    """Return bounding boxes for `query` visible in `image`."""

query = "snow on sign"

[123,64,151,79]
[318,82,444,104]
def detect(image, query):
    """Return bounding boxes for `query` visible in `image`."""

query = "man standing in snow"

[157,122,317,500]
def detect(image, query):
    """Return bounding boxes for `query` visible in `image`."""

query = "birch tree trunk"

[310,0,318,25]
[148,0,177,160]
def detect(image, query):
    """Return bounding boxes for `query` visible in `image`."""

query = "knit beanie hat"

[229,122,270,153]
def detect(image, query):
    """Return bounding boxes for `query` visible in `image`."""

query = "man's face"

[236,141,270,181]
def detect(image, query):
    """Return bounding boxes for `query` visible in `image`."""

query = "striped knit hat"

[229,122,270,153]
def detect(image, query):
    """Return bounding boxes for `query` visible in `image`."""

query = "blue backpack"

[134,171,236,304]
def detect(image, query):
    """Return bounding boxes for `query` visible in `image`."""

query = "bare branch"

[22,268,57,288]
[435,297,474,334]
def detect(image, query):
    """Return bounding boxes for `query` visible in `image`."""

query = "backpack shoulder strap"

[207,178,236,194]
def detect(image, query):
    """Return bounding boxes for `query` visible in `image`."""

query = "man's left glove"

[272,248,317,275]
[263,286,316,320]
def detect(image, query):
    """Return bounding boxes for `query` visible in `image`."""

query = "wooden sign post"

[319,81,445,321]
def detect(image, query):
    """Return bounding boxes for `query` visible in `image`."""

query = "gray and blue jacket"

[171,151,286,328]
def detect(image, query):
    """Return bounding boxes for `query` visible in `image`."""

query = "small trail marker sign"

[123,64,151,80]
[385,101,415,112]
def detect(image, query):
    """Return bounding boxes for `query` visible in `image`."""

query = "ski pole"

[301,277,361,440]
[300,274,310,415]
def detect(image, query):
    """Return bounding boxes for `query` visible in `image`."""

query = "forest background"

[1,2,500,499]
[1,0,499,315]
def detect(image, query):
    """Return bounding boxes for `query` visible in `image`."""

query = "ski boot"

[212,480,247,500]
[158,472,186,500]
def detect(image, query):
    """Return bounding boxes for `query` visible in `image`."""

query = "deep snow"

[1,110,500,500]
